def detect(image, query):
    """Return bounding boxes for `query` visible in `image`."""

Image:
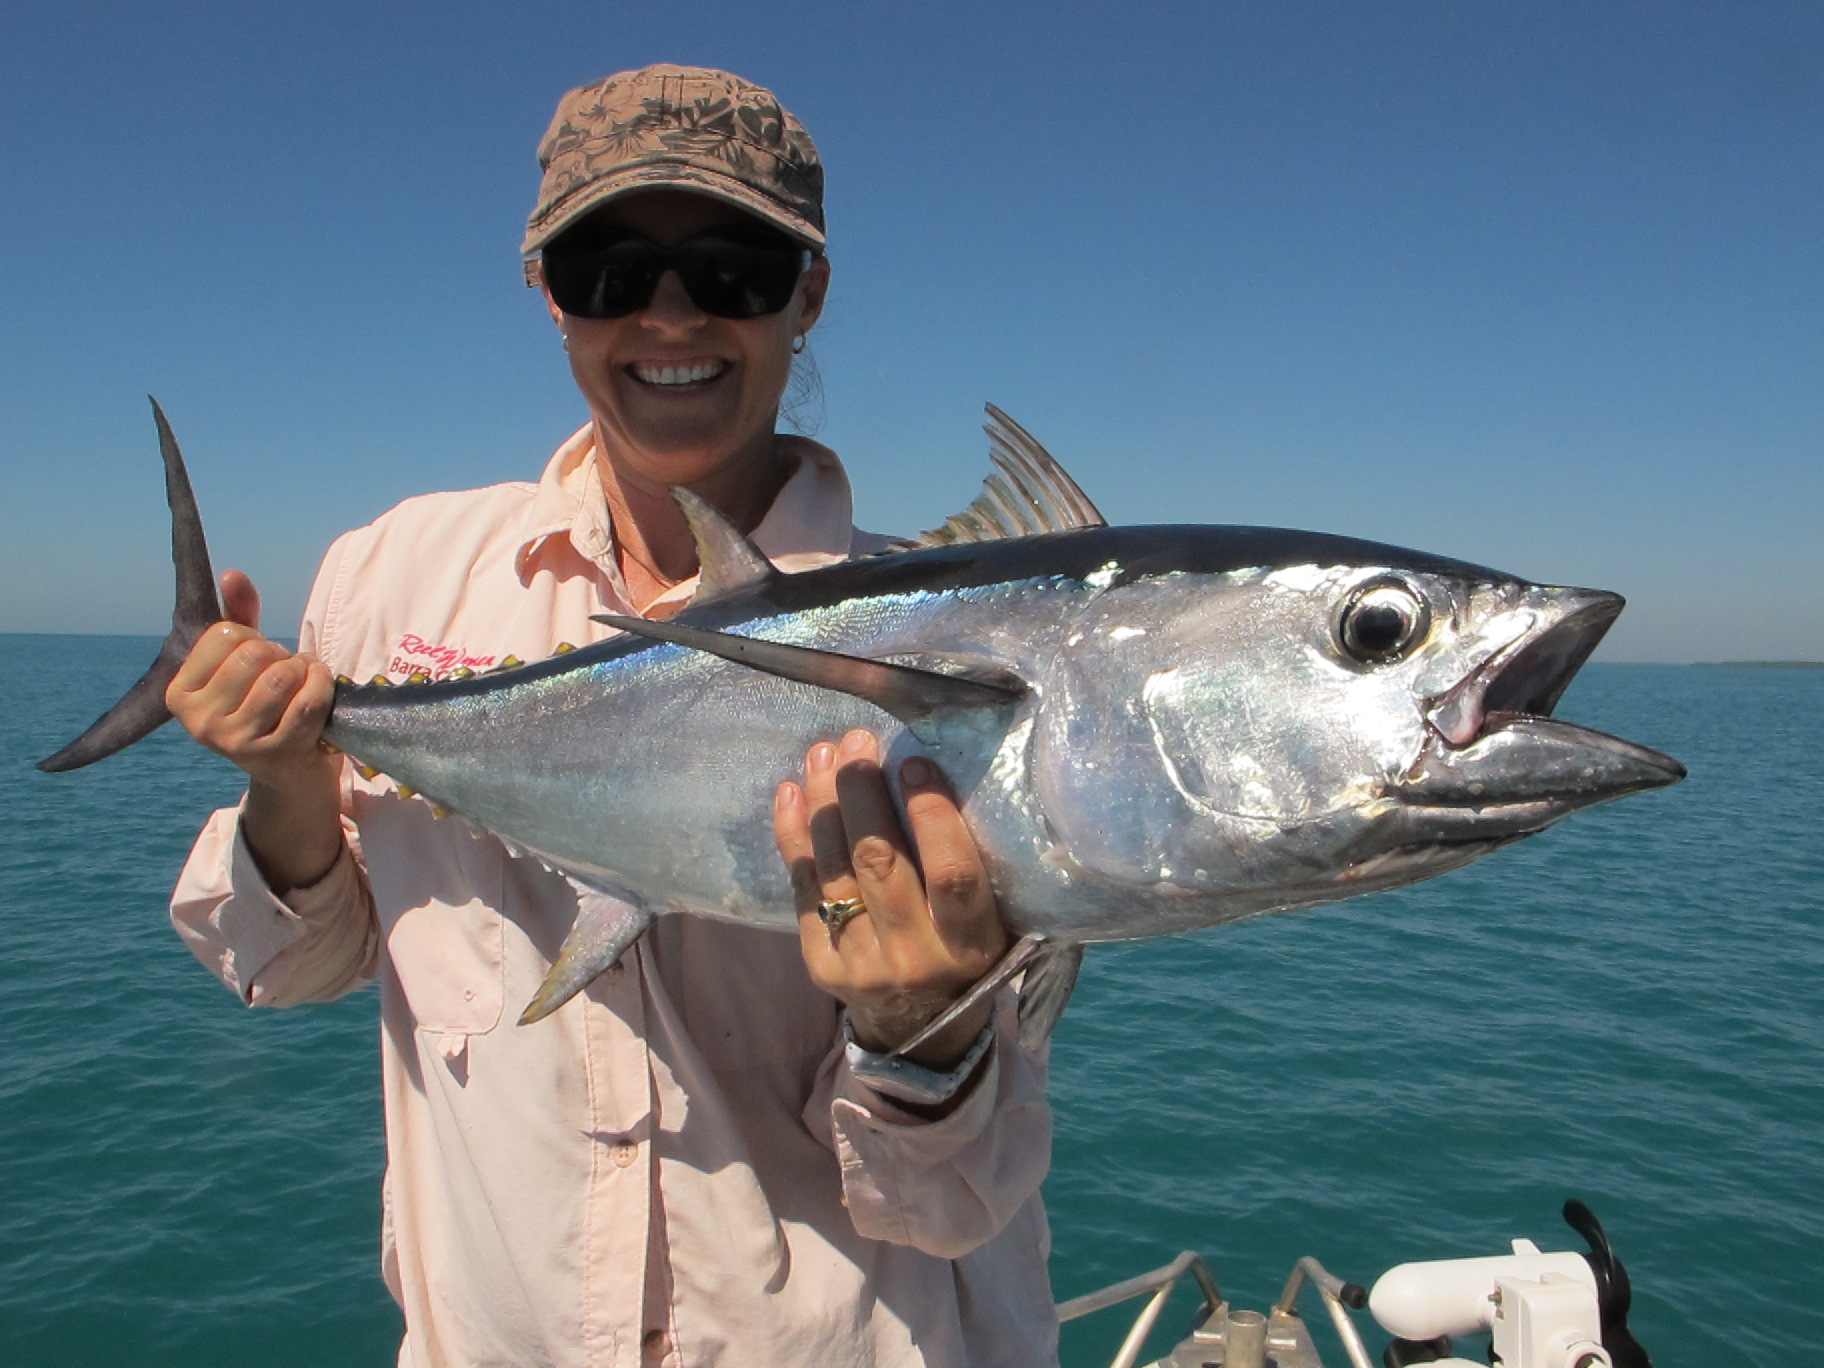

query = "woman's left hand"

[773,729,1010,1071]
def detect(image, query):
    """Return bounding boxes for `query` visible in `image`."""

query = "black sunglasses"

[540,227,810,321]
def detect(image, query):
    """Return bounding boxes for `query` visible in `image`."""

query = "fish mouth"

[1395,587,1685,833]
[1427,589,1622,746]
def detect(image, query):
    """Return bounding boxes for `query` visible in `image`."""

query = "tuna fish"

[43,400,1684,1046]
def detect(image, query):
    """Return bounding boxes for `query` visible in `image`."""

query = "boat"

[1058,1200,1650,1367]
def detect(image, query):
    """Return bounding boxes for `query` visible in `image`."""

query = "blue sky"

[2,0,1819,660]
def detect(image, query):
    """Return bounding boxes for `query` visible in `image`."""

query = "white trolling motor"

[1369,1202,1649,1367]
[1058,1200,1651,1368]
[1373,1241,1608,1366]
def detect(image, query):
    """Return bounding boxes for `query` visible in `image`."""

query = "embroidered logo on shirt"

[389,633,499,681]
[381,635,574,683]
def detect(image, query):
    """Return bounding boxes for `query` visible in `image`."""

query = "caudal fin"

[38,398,222,772]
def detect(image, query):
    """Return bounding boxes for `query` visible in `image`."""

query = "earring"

[792,335,806,355]
[561,331,571,354]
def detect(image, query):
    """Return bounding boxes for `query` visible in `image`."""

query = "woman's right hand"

[166,570,345,892]
[166,570,337,786]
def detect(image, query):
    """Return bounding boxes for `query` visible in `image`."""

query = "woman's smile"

[627,357,731,388]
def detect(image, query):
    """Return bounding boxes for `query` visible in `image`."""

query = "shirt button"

[611,1141,639,1168]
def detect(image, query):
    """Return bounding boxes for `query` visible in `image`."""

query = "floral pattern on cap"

[524,65,825,255]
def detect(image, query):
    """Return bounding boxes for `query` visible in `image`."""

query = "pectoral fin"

[591,615,1026,727]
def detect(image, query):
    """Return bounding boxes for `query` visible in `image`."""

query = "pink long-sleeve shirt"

[171,426,1058,1368]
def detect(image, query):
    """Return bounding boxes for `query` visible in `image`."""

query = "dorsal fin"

[671,486,778,602]
[911,404,1108,549]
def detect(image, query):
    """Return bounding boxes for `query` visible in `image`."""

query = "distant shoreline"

[1691,661,1824,670]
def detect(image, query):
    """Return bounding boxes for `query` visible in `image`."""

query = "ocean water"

[2,636,1817,1366]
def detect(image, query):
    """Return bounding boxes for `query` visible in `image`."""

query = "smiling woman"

[536,189,830,608]
[145,63,1057,1368]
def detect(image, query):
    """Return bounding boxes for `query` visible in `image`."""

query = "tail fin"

[38,398,223,772]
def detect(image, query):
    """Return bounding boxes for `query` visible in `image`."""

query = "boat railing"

[1274,1257,1373,1368]
[1055,1250,1221,1368]
[1057,1251,1375,1368]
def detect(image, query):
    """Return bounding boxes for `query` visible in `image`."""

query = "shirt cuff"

[170,803,363,1003]
[229,823,361,995]
[831,1041,1004,1152]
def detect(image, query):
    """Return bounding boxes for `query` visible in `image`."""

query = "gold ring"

[816,896,867,932]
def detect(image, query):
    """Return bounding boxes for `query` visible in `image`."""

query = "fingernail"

[808,743,835,773]
[840,729,871,757]
[774,781,800,813]
[901,756,933,786]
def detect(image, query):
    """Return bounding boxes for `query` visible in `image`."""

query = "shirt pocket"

[387,892,506,1037]
[361,795,507,1038]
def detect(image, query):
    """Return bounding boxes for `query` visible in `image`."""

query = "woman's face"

[543,189,829,497]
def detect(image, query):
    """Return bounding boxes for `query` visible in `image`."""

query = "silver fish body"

[325,524,1682,1006]
[42,402,1683,1034]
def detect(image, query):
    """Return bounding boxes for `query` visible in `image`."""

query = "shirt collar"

[514,424,859,596]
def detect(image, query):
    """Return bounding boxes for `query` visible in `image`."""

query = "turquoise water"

[3,637,1818,1366]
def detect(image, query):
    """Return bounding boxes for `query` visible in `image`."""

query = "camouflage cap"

[523,65,825,256]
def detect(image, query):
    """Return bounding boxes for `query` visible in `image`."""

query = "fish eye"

[1336,579,1431,665]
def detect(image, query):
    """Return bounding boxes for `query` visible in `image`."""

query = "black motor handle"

[1563,1199,1652,1368]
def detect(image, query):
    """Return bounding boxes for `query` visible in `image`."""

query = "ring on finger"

[816,895,867,934]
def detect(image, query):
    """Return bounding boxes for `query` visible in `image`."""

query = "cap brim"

[522,163,825,255]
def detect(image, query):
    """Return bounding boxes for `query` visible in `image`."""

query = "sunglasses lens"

[543,237,661,319]
[675,237,806,318]
[544,228,807,321]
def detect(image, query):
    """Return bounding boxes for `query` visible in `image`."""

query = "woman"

[164,65,1057,1368]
